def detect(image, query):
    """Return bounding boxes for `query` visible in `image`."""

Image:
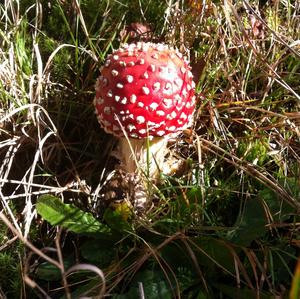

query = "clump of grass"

[0,0,299,298]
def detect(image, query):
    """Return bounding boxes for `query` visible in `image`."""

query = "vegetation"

[0,0,299,298]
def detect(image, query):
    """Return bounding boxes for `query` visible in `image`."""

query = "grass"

[0,0,299,298]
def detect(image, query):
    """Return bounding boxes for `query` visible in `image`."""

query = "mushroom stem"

[117,137,169,177]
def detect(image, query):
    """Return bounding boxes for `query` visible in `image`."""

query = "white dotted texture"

[94,42,196,138]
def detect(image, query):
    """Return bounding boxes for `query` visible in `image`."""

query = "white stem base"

[117,137,169,178]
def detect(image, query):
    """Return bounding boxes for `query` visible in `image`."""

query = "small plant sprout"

[94,42,196,178]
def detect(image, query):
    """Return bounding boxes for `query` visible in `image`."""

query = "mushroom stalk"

[117,137,168,177]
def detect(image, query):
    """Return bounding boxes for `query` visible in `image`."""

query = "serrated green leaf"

[36,194,111,234]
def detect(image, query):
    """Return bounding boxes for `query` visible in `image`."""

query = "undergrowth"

[0,0,299,298]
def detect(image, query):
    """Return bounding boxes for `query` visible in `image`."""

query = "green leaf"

[36,195,111,234]
[227,199,267,246]
[36,259,72,282]
[191,237,236,274]
[80,240,116,266]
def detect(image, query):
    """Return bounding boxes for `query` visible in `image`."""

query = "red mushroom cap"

[94,42,196,139]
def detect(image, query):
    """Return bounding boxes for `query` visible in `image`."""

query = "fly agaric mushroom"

[94,42,196,177]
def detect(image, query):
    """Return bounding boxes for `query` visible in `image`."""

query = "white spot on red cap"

[166,126,176,131]
[136,116,145,124]
[156,110,165,116]
[186,101,192,108]
[142,72,149,79]
[142,43,150,52]
[157,130,165,136]
[113,55,119,60]
[149,102,159,111]
[156,44,166,51]
[116,83,124,89]
[174,94,182,102]
[137,102,144,108]
[153,82,160,91]
[128,61,135,66]
[115,95,120,102]
[163,98,173,108]
[142,86,150,95]
[138,58,145,65]
[163,82,173,95]
[121,97,127,104]
[180,112,187,119]
[130,94,137,103]
[127,124,136,132]
[107,90,113,97]
[111,69,119,77]
[166,111,177,120]
[104,60,111,67]
[119,61,126,67]
[148,64,155,72]
[126,75,133,83]
[171,111,177,118]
